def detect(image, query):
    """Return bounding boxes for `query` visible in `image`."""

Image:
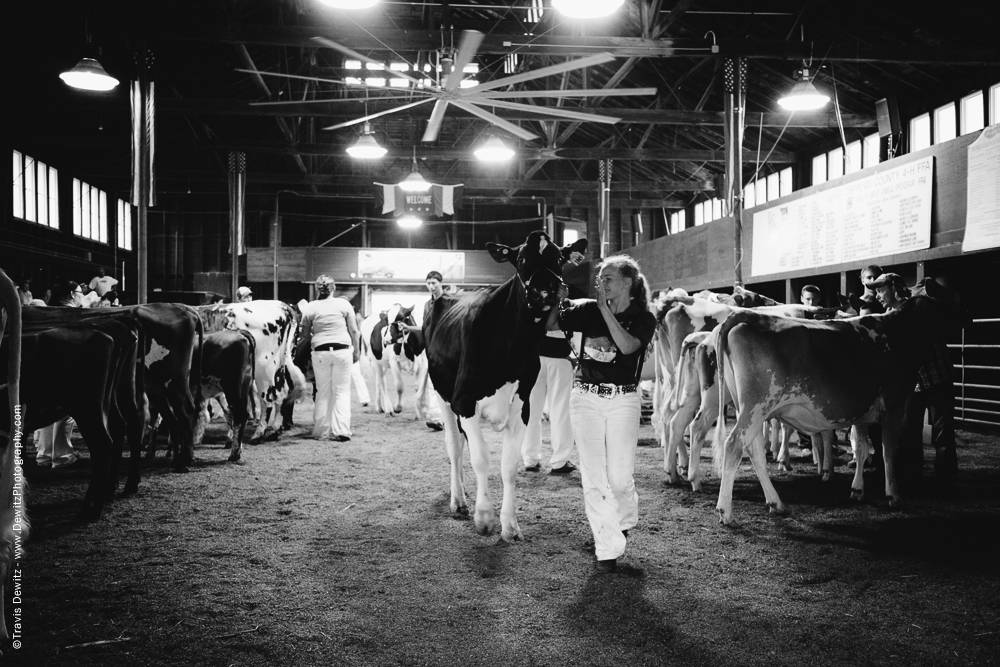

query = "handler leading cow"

[409,231,586,543]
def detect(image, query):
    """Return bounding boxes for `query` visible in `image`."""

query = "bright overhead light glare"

[59,57,119,91]
[474,136,515,162]
[552,0,623,19]
[777,68,831,111]
[459,78,478,89]
[399,169,432,192]
[365,77,386,87]
[397,215,423,228]
[318,0,380,9]
[346,132,387,159]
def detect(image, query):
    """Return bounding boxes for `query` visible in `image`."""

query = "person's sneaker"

[35,458,52,468]
[332,435,351,443]
[52,453,80,469]
[524,463,541,472]
[425,421,444,432]
[595,559,617,574]
[550,462,577,475]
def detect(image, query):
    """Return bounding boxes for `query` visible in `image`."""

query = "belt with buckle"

[314,343,350,351]
[573,380,638,398]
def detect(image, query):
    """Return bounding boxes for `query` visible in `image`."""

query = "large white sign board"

[751,157,933,277]
[358,250,466,281]
[962,124,1000,253]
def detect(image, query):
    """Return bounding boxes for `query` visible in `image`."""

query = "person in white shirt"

[298,275,360,442]
[88,267,119,297]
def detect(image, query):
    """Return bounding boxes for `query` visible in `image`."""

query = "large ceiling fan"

[249,30,656,143]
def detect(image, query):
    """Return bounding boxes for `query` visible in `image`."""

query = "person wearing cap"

[870,272,958,483]
[236,286,253,303]
[298,275,360,442]
[401,270,446,431]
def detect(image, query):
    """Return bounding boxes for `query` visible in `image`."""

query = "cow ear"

[560,239,588,266]
[400,305,414,318]
[487,242,518,265]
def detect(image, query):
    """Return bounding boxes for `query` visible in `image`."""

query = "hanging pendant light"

[346,123,387,159]
[60,57,119,91]
[318,0,380,8]
[474,135,515,162]
[777,68,830,111]
[552,0,623,19]
[398,151,432,192]
[397,215,423,228]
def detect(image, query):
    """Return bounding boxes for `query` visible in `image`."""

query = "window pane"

[24,156,36,222]
[779,167,793,196]
[992,84,1000,125]
[125,202,132,249]
[712,198,722,220]
[934,103,957,144]
[678,210,685,232]
[12,151,23,219]
[863,133,880,168]
[961,91,985,135]
[48,167,59,228]
[73,178,82,235]
[812,154,827,185]
[755,178,767,204]
[846,141,862,174]
[743,183,756,209]
[36,162,47,227]
[828,147,844,180]
[99,191,108,243]
[910,113,931,152]
[83,183,92,239]
[694,203,704,226]
[766,173,780,202]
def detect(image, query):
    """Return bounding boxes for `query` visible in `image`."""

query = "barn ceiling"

[11,0,999,213]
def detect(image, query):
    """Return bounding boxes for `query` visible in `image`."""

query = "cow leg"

[74,414,114,520]
[717,410,771,525]
[811,431,835,481]
[436,394,468,515]
[498,402,527,542]
[389,356,404,414]
[745,428,787,517]
[777,422,794,472]
[665,394,698,485]
[881,415,904,507]
[849,425,870,501]
[689,385,719,492]
[458,415,498,537]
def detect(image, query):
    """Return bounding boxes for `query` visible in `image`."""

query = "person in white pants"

[551,255,656,574]
[298,275,360,442]
[522,331,576,474]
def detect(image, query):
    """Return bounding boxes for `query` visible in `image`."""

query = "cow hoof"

[393,407,402,414]
[451,502,469,517]
[888,497,902,509]
[717,508,734,526]
[767,502,786,516]
[779,462,792,472]
[263,429,280,442]
[500,528,522,543]
[850,489,864,502]
[821,472,832,482]
[690,481,702,493]
[474,510,497,536]
[121,483,139,497]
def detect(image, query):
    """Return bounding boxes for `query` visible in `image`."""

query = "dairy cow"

[409,231,587,542]
[194,330,256,462]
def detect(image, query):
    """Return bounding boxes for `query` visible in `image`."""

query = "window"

[12,151,58,228]
[812,154,827,185]
[527,0,544,23]
[344,60,362,70]
[934,103,956,144]
[73,178,108,243]
[766,173,780,202]
[992,84,1000,125]
[389,62,409,72]
[863,133,880,168]
[669,210,685,234]
[711,197,723,220]
[779,167,793,196]
[117,199,133,250]
[828,147,845,180]
[910,113,931,152]
[961,91,985,135]
[755,178,767,205]
[845,141,862,175]
[694,202,704,226]
[364,62,384,71]
[743,182,756,209]
[364,77,386,87]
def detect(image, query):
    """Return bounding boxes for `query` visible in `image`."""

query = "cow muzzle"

[525,270,563,312]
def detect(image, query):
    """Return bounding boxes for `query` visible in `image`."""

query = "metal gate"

[951,317,1000,429]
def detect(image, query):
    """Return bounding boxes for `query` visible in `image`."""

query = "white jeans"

[312,349,354,439]
[36,417,77,465]
[523,357,575,468]
[570,389,641,561]
[351,361,371,405]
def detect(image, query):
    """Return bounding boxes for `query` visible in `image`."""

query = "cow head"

[732,286,780,308]
[386,304,417,359]
[487,230,588,315]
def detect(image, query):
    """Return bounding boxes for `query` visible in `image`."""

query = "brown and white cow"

[409,231,587,542]
[714,279,959,524]
[194,330,256,462]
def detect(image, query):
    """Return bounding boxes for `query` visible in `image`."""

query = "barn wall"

[627,130,985,292]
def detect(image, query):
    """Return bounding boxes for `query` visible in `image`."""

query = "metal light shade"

[474,136,515,162]
[397,215,423,228]
[59,57,119,91]
[346,133,387,159]
[552,0,623,19]
[777,72,830,111]
[398,169,432,192]
[318,0,380,8]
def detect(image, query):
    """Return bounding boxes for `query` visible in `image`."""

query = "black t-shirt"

[558,299,657,385]
[538,329,572,358]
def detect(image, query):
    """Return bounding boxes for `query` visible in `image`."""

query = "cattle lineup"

[0,248,969,645]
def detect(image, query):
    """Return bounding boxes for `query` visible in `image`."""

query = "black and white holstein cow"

[411,231,587,542]
[194,330,256,462]
[360,305,417,416]
[714,278,960,524]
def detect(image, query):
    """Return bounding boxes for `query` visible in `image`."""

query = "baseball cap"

[236,286,253,297]
[869,273,906,289]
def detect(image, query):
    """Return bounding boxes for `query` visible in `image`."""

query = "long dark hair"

[599,255,650,308]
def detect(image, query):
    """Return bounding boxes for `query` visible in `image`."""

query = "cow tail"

[1,268,29,582]
[713,322,732,477]
[192,314,204,412]
[245,330,259,418]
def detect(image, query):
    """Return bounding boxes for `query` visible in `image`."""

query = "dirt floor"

[6,384,1000,667]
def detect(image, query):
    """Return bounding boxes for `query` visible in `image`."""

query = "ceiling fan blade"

[475,87,658,100]
[470,99,621,125]
[452,101,539,141]
[236,68,347,86]
[421,100,451,142]
[251,95,428,107]
[463,53,615,95]
[311,36,425,86]
[321,98,434,131]
[444,30,484,92]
